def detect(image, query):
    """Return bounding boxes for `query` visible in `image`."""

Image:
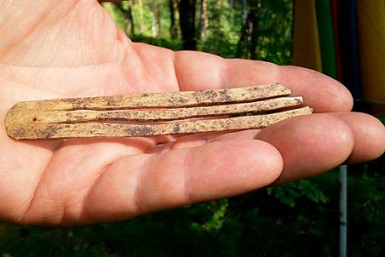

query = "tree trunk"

[152,1,161,38]
[249,2,260,59]
[237,0,260,59]
[197,0,208,41]
[169,0,180,39]
[125,1,135,37]
[113,2,135,37]
[136,0,144,33]
[179,0,197,50]
[242,0,248,25]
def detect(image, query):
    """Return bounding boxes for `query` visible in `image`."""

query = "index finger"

[174,51,353,113]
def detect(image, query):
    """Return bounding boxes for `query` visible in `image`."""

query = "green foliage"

[267,179,330,208]
[198,0,242,57]
[103,1,173,39]
[256,0,293,63]
[348,172,385,257]
[102,0,293,63]
[2,170,385,256]
[131,34,182,50]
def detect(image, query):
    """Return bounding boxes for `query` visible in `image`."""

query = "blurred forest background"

[1,0,384,256]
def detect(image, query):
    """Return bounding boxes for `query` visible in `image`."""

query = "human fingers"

[332,112,385,163]
[173,51,352,113]
[81,140,283,224]
[256,111,385,184]
[256,113,362,184]
[146,112,383,166]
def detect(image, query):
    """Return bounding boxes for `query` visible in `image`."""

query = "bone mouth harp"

[5,83,313,140]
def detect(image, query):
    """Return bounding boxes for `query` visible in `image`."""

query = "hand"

[1,0,384,225]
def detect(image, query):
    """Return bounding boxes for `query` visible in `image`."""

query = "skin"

[0,0,384,225]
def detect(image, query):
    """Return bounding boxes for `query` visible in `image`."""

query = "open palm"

[0,0,384,225]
